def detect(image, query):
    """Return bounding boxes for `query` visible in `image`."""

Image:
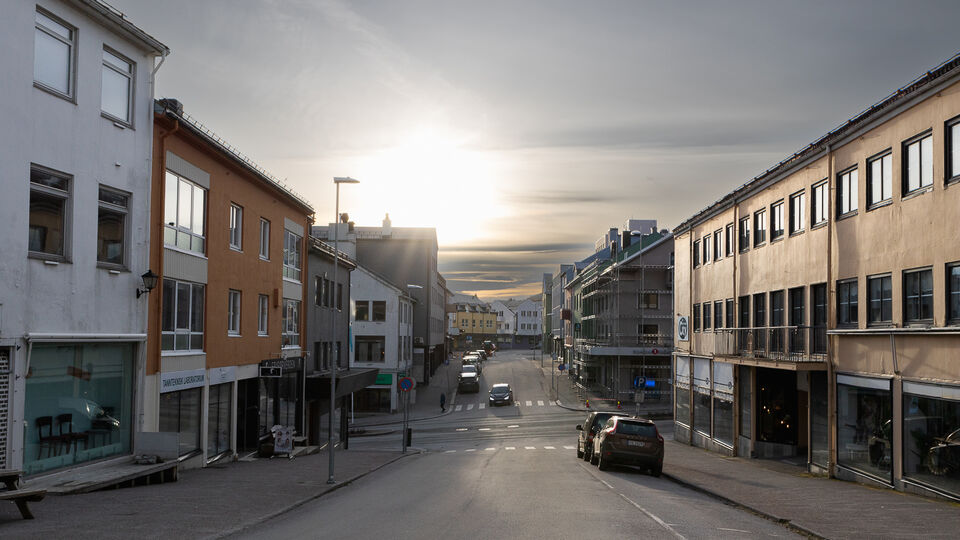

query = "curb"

[660,471,827,539]
[210,451,419,539]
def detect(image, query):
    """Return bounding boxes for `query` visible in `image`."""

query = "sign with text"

[677,316,689,342]
[272,425,294,455]
[260,357,303,377]
[209,366,236,386]
[160,368,206,393]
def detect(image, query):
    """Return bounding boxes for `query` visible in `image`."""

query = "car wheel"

[590,450,599,466]
[582,447,590,462]
[651,463,662,477]
[597,450,609,471]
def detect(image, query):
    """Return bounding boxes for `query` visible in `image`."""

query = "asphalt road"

[235,350,800,539]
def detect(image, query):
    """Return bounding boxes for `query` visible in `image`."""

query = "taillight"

[657,434,664,443]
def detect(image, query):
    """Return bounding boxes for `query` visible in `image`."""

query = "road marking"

[524,400,532,406]
[455,428,468,432]
[507,425,519,428]
[467,404,474,410]
[548,401,555,406]
[485,448,496,451]
[478,428,491,431]
[619,494,685,539]
[524,446,536,450]
[557,400,562,406]
[563,446,575,450]
[455,405,463,412]
[465,449,476,452]
[478,404,485,409]
[600,479,614,489]
[544,446,556,450]
[445,450,456,453]
[716,528,749,533]
[537,400,544,406]
[505,447,515,450]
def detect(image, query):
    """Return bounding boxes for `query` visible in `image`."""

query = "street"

[236,350,799,539]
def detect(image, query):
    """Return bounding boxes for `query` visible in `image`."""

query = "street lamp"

[328,176,359,485]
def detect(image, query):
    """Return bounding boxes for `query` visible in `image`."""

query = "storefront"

[258,357,303,438]
[159,368,205,458]
[900,381,960,498]
[23,342,135,476]
[836,374,893,484]
[354,373,395,413]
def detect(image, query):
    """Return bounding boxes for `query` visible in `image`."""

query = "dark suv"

[576,411,616,463]
[591,416,664,476]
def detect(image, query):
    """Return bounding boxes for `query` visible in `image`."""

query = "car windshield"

[491,387,509,395]
[616,421,657,437]
[591,414,614,431]
[461,366,477,374]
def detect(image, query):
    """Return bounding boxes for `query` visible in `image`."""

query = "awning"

[305,368,380,401]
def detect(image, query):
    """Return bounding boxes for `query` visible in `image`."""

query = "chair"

[55,414,88,456]
[35,417,61,459]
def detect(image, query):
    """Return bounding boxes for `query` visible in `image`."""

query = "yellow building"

[450,295,497,350]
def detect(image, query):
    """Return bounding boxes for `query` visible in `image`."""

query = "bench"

[0,469,46,520]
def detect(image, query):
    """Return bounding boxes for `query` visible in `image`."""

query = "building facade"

[489,299,515,347]
[147,99,313,465]
[0,0,166,475]
[673,54,960,501]
[542,273,553,355]
[513,298,543,347]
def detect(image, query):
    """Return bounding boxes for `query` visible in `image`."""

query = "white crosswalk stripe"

[564,446,575,450]
[466,404,474,410]
[445,450,456,453]
[544,446,555,450]
[537,400,544,406]
[455,405,462,412]
[524,446,536,450]
[465,449,475,452]
[505,447,516,450]
[479,404,485,409]
[485,448,496,451]
[525,400,532,406]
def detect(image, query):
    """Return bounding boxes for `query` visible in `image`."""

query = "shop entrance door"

[236,379,260,451]
[757,368,798,446]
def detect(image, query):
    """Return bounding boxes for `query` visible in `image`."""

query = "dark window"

[355,336,385,363]
[314,276,322,306]
[789,287,804,326]
[703,235,711,264]
[837,279,858,327]
[948,263,960,322]
[714,301,723,329]
[738,296,750,328]
[725,299,734,329]
[693,239,701,267]
[903,268,933,323]
[902,132,933,195]
[738,217,750,252]
[867,275,892,325]
[867,151,893,207]
[372,301,386,321]
[770,202,784,241]
[811,283,827,354]
[753,293,766,349]
[837,167,858,216]
[703,301,712,330]
[97,186,127,266]
[713,230,722,260]
[770,290,785,352]
[337,283,343,310]
[725,224,734,256]
[753,209,766,246]
[811,180,828,227]
[355,301,370,321]
[693,303,701,332]
[789,191,805,235]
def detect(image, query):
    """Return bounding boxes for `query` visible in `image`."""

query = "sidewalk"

[352,353,462,428]
[537,359,960,538]
[0,449,411,539]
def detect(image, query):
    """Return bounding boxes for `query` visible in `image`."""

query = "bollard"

[585,399,590,408]
[405,427,412,447]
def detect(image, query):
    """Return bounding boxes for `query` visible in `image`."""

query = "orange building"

[146,99,313,467]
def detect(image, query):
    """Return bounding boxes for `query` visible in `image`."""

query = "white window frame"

[283,230,302,281]
[812,180,828,227]
[229,204,243,251]
[258,294,269,336]
[164,171,207,255]
[770,201,784,240]
[903,132,933,194]
[29,165,71,260]
[789,191,805,235]
[34,8,76,100]
[838,167,858,216]
[97,185,129,268]
[282,299,301,347]
[101,46,134,125]
[259,218,270,260]
[228,290,241,336]
[867,152,893,207]
[161,278,205,352]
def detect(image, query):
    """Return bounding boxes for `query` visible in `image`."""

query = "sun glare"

[349,127,505,245]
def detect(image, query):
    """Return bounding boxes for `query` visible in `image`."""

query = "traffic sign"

[398,376,416,392]
[633,376,646,388]
[557,363,566,371]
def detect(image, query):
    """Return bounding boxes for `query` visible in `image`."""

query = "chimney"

[382,213,392,237]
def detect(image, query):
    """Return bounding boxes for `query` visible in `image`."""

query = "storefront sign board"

[160,368,206,393]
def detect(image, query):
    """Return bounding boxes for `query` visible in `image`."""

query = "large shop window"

[739,365,752,439]
[674,356,691,426]
[24,343,134,475]
[208,383,232,459]
[837,375,893,483]
[902,382,960,497]
[259,373,300,437]
[159,387,202,457]
[693,358,711,435]
[811,371,829,468]
[713,362,734,446]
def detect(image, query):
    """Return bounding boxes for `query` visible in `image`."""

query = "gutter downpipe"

[825,143,836,478]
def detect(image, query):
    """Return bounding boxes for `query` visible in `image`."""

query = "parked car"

[591,416,663,476]
[576,411,616,462]
[463,356,482,374]
[473,350,488,362]
[458,365,480,393]
[488,383,513,406]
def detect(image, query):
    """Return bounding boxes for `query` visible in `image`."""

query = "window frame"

[836,278,859,328]
[258,294,269,336]
[947,262,960,324]
[811,179,828,228]
[902,130,934,196]
[725,298,734,329]
[259,218,270,260]
[866,150,893,209]
[837,166,859,218]
[282,229,302,282]
[713,229,722,261]
[946,115,960,185]
[281,298,301,348]
[770,200,785,241]
[789,191,805,236]
[227,290,241,336]
[714,301,723,330]
[703,301,712,330]
[725,224,734,257]
[693,303,701,332]
[866,273,893,327]
[738,217,751,253]
[702,234,711,264]
[161,278,205,352]
[753,209,767,247]
[34,7,77,101]
[163,171,207,255]
[96,185,129,269]
[229,204,243,251]
[693,239,701,268]
[29,164,72,261]
[902,267,934,325]
[100,46,135,126]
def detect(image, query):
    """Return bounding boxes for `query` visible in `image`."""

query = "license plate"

[627,440,645,447]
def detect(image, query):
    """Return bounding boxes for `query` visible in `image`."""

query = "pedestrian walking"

[440,392,446,412]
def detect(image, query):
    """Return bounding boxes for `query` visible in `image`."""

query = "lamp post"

[401,284,422,453]
[328,176,358,485]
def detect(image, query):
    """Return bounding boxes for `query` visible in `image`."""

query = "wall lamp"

[137,269,159,298]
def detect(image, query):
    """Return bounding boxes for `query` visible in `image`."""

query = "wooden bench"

[0,469,46,520]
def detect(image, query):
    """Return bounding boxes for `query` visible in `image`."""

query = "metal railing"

[712,326,827,362]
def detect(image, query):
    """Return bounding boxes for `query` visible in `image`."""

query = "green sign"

[375,373,393,385]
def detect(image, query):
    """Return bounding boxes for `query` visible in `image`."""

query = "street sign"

[677,316,689,342]
[633,376,646,388]
[398,376,416,392]
[259,366,281,378]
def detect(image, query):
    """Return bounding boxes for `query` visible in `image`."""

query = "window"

[738,217,750,252]
[229,204,243,250]
[159,387,201,457]
[903,268,933,324]
[281,299,301,347]
[101,48,134,124]
[753,292,767,350]
[770,201,784,241]
[283,230,302,281]
[903,132,933,195]
[714,301,723,329]
[789,192,805,235]
[867,275,892,325]
[753,209,766,246]
[702,235,711,264]
[164,171,206,254]
[812,283,827,354]
[725,299,734,329]
[314,276,323,306]
[259,219,270,259]
[356,301,370,321]
[639,293,658,309]
[693,239,701,267]
[356,336,385,363]
[713,230,722,260]
[258,294,269,336]
[693,304,701,332]
[372,301,386,321]
[207,383,231,458]
[97,186,128,266]
[34,8,75,98]
[703,302,712,330]
[789,287,804,326]
[725,224,734,256]
[837,167,858,216]
[867,152,893,207]
[947,116,960,183]
[161,278,204,351]
[837,278,858,327]
[228,290,241,335]
[640,324,659,343]
[949,263,960,322]
[337,283,343,310]
[29,166,70,258]
[770,290,784,326]
[811,180,828,227]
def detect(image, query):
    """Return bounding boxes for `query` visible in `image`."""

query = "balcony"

[711,326,827,363]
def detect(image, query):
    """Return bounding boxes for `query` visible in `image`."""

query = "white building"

[489,299,515,347]
[0,1,167,474]
[350,265,415,413]
[514,298,543,346]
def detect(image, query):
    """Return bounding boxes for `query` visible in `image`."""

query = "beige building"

[673,53,960,501]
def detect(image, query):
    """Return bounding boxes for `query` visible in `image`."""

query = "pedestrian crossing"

[451,399,556,411]
[437,445,576,454]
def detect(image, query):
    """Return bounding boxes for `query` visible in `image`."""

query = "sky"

[113,0,960,300]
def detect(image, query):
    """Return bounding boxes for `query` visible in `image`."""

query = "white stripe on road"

[507,425,519,428]
[544,446,555,450]
[619,494,685,539]
[537,400,544,406]
[479,404,485,409]
[455,428,467,431]
[563,446,575,450]
[465,449,476,452]
[445,450,456,453]
[524,446,536,450]
[478,428,491,431]
[505,447,515,450]
[525,400,532,406]
[455,405,462,412]
[467,404,474,410]
[485,448,496,451]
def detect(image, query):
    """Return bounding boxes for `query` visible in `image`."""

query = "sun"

[347,127,505,245]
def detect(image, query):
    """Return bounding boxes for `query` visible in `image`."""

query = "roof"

[674,51,960,233]
[74,0,168,55]
[155,99,314,214]
[308,237,357,270]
